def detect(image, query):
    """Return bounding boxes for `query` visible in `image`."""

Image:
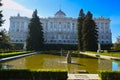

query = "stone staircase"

[68,74,99,80]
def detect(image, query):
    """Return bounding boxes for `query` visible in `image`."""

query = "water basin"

[0,54,120,73]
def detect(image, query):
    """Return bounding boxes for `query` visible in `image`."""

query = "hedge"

[0,51,32,58]
[99,71,120,80]
[44,44,78,50]
[0,69,68,80]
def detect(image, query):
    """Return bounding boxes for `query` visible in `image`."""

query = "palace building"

[9,10,112,45]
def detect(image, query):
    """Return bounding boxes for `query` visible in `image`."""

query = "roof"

[54,9,66,17]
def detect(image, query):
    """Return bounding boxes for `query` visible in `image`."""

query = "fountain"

[66,51,71,63]
[1,53,120,73]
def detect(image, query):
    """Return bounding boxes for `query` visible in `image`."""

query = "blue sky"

[1,0,120,43]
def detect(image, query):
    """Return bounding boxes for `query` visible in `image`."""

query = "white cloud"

[0,0,33,31]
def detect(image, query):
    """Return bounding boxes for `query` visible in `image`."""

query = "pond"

[0,53,120,73]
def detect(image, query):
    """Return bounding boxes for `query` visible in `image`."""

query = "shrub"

[99,71,120,80]
[0,51,31,58]
[13,43,24,50]
[0,69,68,80]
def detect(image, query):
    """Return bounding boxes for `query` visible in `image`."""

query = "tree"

[0,1,4,27]
[82,11,98,51]
[26,10,44,51]
[77,9,85,51]
[0,29,13,49]
[0,1,12,50]
[113,36,120,50]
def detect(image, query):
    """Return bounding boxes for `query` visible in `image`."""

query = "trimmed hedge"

[0,69,68,80]
[99,71,120,80]
[0,51,32,58]
[13,43,24,50]
[44,44,78,50]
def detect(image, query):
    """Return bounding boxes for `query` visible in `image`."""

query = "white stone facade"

[9,14,29,43]
[9,10,112,44]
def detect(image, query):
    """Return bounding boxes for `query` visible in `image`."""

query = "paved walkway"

[80,52,120,61]
[0,52,38,62]
[68,74,99,80]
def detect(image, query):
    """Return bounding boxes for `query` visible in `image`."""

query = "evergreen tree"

[0,1,4,27]
[82,11,98,51]
[0,1,12,50]
[77,9,85,51]
[26,10,44,51]
[0,29,13,49]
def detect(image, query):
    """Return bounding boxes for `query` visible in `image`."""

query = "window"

[12,22,15,27]
[59,22,61,24]
[50,22,53,29]
[102,41,104,44]
[105,23,107,26]
[17,22,19,27]
[50,40,53,42]
[106,36,108,39]
[106,41,108,43]
[59,40,61,42]
[16,40,18,42]
[67,22,70,27]
[72,23,74,29]
[16,29,19,32]
[101,35,104,39]
[20,40,23,42]
[21,22,24,27]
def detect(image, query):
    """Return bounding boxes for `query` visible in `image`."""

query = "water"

[0,54,120,73]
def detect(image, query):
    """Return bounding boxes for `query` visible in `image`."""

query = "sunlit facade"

[9,10,112,44]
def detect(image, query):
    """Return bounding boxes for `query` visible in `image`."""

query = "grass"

[86,51,120,57]
[101,52,120,57]
[0,51,32,58]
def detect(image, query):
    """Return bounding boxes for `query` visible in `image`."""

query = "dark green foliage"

[0,69,68,80]
[77,9,85,51]
[0,29,13,50]
[0,1,2,6]
[13,43,24,50]
[0,10,4,27]
[45,44,78,50]
[26,10,44,51]
[77,9,98,51]
[82,11,98,51]
[113,36,120,50]
[99,71,120,80]
[0,1,4,27]
[0,2,11,50]
[101,44,112,50]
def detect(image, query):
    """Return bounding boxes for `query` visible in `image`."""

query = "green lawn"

[0,51,32,58]
[86,51,120,57]
[101,52,120,57]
